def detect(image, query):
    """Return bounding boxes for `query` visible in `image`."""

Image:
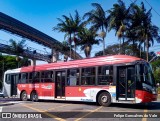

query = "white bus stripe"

[0,107,3,112]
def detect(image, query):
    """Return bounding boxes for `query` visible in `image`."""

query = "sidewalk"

[0,97,20,106]
[0,97,20,102]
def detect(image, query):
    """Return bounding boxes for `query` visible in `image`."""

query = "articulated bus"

[2,55,157,106]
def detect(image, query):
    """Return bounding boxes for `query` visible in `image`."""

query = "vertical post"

[31,59,36,66]
[51,49,58,62]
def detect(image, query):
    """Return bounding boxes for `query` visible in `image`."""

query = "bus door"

[117,66,136,100]
[55,71,66,98]
[10,74,19,96]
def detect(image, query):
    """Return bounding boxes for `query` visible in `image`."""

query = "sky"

[0,0,160,64]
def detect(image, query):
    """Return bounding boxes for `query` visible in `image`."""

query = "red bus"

[2,55,157,106]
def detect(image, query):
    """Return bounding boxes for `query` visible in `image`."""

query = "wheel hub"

[23,94,27,99]
[101,95,108,103]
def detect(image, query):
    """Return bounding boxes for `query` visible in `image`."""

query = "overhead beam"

[0,12,82,60]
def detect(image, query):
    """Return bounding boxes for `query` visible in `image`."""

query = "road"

[0,98,160,121]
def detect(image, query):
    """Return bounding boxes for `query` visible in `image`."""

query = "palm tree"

[107,0,130,54]
[77,28,100,57]
[83,3,108,55]
[9,39,26,67]
[54,10,84,59]
[53,15,73,59]
[129,2,160,61]
[61,41,70,61]
[69,10,85,59]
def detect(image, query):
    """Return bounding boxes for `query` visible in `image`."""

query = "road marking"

[0,107,3,112]
[23,104,66,121]
[142,109,148,121]
[44,104,71,111]
[75,106,103,121]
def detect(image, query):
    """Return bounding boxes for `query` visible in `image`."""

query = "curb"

[0,102,15,106]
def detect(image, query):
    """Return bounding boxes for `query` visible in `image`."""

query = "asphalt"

[0,97,20,106]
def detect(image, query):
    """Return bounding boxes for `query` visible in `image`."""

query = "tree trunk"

[69,34,72,59]
[144,41,145,52]
[146,36,149,62]
[74,44,76,60]
[132,40,135,56]
[64,55,68,61]
[102,37,105,55]
[101,27,106,55]
[139,44,142,58]
[84,46,91,58]
[119,38,121,54]
[74,33,76,60]
[122,37,125,54]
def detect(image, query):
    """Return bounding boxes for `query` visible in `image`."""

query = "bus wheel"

[98,92,111,107]
[21,91,28,101]
[31,91,38,102]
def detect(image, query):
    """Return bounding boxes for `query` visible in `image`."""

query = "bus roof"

[20,55,143,72]
[4,68,21,74]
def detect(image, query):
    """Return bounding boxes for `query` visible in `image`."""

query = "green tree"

[53,10,84,59]
[128,2,160,61]
[151,59,160,71]
[68,10,85,59]
[9,39,26,67]
[61,41,70,61]
[107,0,130,54]
[53,15,73,58]
[151,58,160,84]
[0,53,4,89]
[0,55,30,84]
[84,3,108,55]
[95,43,156,59]
[153,68,160,83]
[77,28,100,57]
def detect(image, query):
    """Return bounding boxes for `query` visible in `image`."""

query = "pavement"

[0,97,20,106]
[0,100,160,121]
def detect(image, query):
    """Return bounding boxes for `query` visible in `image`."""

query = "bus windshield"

[143,63,156,87]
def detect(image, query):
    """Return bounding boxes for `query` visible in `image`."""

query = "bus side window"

[67,69,79,86]
[97,66,113,85]
[33,72,40,83]
[81,67,95,85]
[20,73,28,83]
[5,74,11,84]
[18,74,21,83]
[41,71,53,83]
[28,72,33,83]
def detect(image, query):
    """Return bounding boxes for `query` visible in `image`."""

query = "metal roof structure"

[0,43,51,62]
[0,12,82,60]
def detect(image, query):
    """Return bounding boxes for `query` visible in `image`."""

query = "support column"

[31,59,36,66]
[51,49,59,62]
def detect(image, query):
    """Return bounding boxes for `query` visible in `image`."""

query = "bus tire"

[98,92,111,107]
[30,91,38,102]
[20,91,28,101]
